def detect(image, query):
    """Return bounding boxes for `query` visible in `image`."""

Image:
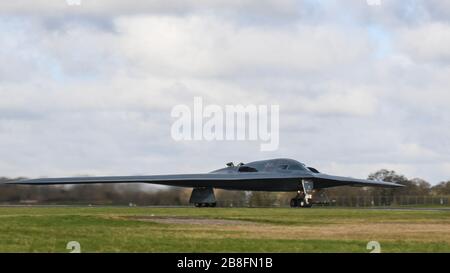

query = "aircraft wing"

[311,173,404,188]
[8,172,403,190]
[9,174,252,185]
[7,173,303,191]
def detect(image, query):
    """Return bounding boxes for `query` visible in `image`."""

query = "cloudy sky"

[0,0,449,184]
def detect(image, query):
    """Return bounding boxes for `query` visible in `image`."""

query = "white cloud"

[117,16,373,77]
[301,88,377,116]
[396,22,450,64]
[0,1,450,184]
[399,143,439,160]
[0,0,306,19]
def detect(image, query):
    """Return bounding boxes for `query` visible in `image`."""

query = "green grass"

[0,207,449,252]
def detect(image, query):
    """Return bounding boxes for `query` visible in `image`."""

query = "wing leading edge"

[312,173,404,188]
[8,172,403,191]
[8,173,306,191]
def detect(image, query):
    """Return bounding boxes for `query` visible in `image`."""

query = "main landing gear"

[190,187,217,208]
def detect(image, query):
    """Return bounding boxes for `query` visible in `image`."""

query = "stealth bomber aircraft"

[10,158,403,207]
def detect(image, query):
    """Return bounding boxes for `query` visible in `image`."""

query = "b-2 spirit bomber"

[10,158,403,208]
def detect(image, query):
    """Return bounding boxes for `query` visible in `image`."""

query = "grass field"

[0,206,449,252]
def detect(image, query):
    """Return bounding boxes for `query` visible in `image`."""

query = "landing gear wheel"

[194,202,217,208]
[290,196,313,208]
[300,200,305,207]
[290,198,299,208]
[301,199,313,208]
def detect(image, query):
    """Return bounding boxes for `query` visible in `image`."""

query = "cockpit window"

[278,164,288,170]
[307,167,320,173]
[288,164,307,171]
[238,166,258,172]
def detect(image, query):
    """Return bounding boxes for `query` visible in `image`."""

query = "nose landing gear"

[290,180,314,208]
[290,193,312,208]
